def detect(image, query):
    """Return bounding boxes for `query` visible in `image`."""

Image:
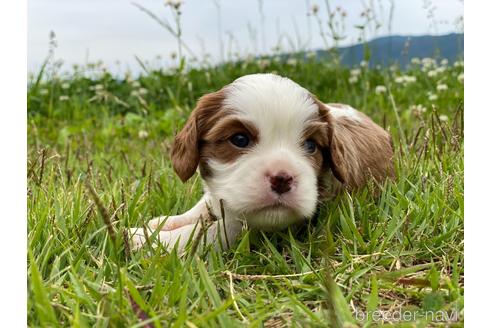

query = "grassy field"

[27,56,464,327]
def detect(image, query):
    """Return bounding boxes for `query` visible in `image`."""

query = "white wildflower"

[92,84,104,91]
[138,130,149,139]
[389,64,398,72]
[403,75,417,83]
[245,54,255,63]
[205,71,211,85]
[138,88,148,95]
[39,88,49,95]
[306,51,316,59]
[454,60,464,68]
[257,59,271,69]
[130,90,139,97]
[422,57,436,70]
[132,81,141,88]
[440,59,448,66]
[411,57,421,65]
[375,85,387,94]
[410,104,427,115]
[439,115,449,122]
[61,82,70,90]
[59,95,69,101]
[350,68,361,76]
[437,83,448,92]
[360,60,368,68]
[394,76,404,84]
[436,66,446,74]
[395,75,416,85]
[287,58,297,66]
[348,75,358,84]
[428,92,438,101]
[457,73,464,83]
[427,70,438,78]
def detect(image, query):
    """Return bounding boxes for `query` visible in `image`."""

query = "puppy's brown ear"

[170,90,226,182]
[315,99,394,189]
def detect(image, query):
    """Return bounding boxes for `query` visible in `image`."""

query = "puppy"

[129,73,393,253]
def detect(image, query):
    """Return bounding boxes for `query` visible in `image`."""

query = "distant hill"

[316,33,464,67]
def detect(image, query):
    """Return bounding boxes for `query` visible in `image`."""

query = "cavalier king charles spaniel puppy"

[129,73,393,252]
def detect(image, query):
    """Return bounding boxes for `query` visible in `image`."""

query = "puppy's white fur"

[130,73,394,253]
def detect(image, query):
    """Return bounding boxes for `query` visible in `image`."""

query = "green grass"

[28,57,464,327]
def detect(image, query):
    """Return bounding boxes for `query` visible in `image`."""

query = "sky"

[28,0,463,74]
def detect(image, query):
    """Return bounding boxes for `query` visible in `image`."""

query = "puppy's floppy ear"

[171,90,226,182]
[314,98,394,189]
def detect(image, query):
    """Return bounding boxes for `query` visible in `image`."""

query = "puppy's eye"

[303,139,317,154]
[230,133,250,148]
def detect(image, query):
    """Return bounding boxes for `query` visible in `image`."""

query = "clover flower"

[427,70,438,78]
[428,92,438,101]
[422,57,436,70]
[403,75,417,83]
[257,59,271,69]
[439,115,449,122]
[457,73,464,83]
[348,76,358,84]
[410,104,427,115]
[306,51,316,59]
[395,75,417,85]
[375,85,387,94]
[287,58,297,66]
[436,66,446,74]
[350,68,361,76]
[437,84,448,92]
[138,130,149,139]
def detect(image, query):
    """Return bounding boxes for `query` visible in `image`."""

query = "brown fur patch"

[312,96,394,190]
[171,87,261,181]
[200,117,259,168]
[170,89,227,182]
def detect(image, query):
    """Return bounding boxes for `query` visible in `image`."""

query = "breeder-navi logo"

[355,308,460,323]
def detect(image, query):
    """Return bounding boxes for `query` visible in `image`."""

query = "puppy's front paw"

[147,215,195,231]
[127,227,148,250]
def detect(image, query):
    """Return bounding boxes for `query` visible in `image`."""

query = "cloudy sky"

[28,0,463,73]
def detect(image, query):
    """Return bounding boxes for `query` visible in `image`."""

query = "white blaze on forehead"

[223,74,319,144]
[325,103,362,122]
[202,74,321,228]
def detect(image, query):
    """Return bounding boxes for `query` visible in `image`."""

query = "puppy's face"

[171,74,334,230]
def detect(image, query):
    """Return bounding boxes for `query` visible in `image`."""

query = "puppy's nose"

[269,171,293,194]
